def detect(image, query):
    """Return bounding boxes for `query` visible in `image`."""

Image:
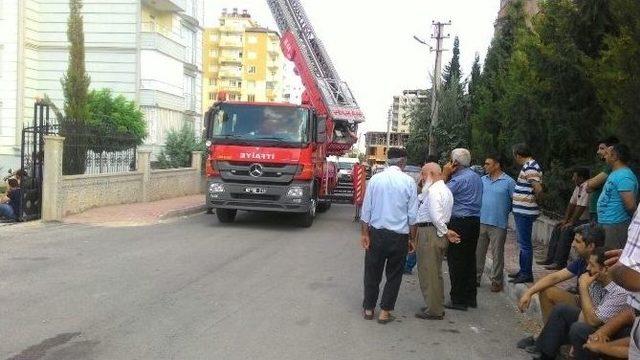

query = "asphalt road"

[1,205,530,360]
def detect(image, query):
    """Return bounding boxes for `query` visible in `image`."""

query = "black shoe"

[444,301,468,311]
[467,299,477,308]
[536,259,553,266]
[544,263,562,270]
[516,336,535,349]
[525,345,540,354]
[508,272,520,279]
[509,275,534,284]
[415,311,444,320]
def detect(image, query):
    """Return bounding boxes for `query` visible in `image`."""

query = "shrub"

[157,124,204,169]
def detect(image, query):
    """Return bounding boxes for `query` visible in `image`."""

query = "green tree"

[59,0,92,175]
[87,89,147,153]
[442,36,462,90]
[405,91,431,165]
[470,1,526,161]
[593,0,640,157]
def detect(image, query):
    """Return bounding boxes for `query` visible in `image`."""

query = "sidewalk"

[63,194,207,227]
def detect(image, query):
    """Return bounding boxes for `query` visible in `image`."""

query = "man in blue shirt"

[597,144,638,249]
[360,147,418,324]
[442,148,483,311]
[476,154,516,293]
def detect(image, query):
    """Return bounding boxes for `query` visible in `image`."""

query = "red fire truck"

[204,0,365,227]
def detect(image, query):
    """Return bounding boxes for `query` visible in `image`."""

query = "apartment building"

[202,9,284,110]
[390,89,428,134]
[0,0,203,167]
[364,131,410,166]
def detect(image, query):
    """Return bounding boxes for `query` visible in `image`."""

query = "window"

[209,92,215,100]
[247,66,256,74]
[209,78,216,86]
[182,25,196,64]
[247,95,255,102]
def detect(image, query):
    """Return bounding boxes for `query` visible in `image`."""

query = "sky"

[203,0,500,134]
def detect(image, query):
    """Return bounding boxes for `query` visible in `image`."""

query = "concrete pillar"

[191,151,204,194]
[42,135,65,222]
[137,149,151,202]
[191,151,203,171]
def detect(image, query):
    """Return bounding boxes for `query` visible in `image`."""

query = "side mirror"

[316,116,327,143]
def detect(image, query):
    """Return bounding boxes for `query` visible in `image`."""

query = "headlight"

[209,183,225,193]
[287,186,304,198]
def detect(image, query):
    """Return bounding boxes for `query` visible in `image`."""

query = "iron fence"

[60,131,138,175]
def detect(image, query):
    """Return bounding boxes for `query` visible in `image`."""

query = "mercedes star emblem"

[249,163,264,177]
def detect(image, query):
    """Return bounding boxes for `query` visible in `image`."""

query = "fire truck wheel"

[299,199,316,228]
[316,202,332,213]
[216,209,237,223]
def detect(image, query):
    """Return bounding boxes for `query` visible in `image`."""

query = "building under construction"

[364,131,410,166]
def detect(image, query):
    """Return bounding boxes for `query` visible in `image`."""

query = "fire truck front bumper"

[207,180,314,213]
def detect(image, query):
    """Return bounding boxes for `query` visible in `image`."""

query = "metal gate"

[19,101,57,221]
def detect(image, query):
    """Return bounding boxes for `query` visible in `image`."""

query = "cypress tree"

[60,0,91,175]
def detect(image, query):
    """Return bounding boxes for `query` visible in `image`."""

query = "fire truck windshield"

[210,104,310,146]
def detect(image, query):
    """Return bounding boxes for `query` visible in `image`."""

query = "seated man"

[532,247,629,360]
[583,307,635,358]
[0,178,21,221]
[517,224,605,348]
[538,167,591,270]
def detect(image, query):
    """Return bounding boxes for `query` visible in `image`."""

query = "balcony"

[141,22,186,60]
[219,70,242,79]
[219,56,242,64]
[141,0,185,13]
[219,38,243,48]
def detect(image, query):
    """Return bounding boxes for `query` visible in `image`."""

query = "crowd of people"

[359,138,640,359]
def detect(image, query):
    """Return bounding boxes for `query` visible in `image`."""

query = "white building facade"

[0,0,204,168]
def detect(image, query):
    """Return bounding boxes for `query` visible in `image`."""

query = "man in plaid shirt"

[531,247,629,360]
[607,209,640,358]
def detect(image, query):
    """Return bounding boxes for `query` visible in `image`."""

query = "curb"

[160,204,208,220]
[482,256,542,321]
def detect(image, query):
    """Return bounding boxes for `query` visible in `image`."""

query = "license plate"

[245,187,267,194]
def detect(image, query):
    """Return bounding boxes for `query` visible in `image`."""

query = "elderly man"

[414,163,459,320]
[360,147,418,324]
[442,148,483,311]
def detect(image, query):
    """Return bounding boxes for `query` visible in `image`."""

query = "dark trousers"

[363,227,408,311]
[514,214,536,278]
[536,304,589,357]
[447,216,480,306]
[544,220,588,267]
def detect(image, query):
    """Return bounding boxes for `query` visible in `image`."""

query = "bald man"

[414,163,459,320]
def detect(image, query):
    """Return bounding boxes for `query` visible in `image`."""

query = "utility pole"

[415,21,450,158]
[386,106,392,149]
[428,21,451,158]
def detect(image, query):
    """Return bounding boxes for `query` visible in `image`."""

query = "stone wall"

[42,135,204,221]
[508,214,559,245]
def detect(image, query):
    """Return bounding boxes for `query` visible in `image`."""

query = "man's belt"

[416,222,435,227]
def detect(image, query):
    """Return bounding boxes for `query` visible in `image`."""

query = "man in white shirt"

[413,163,460,320]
